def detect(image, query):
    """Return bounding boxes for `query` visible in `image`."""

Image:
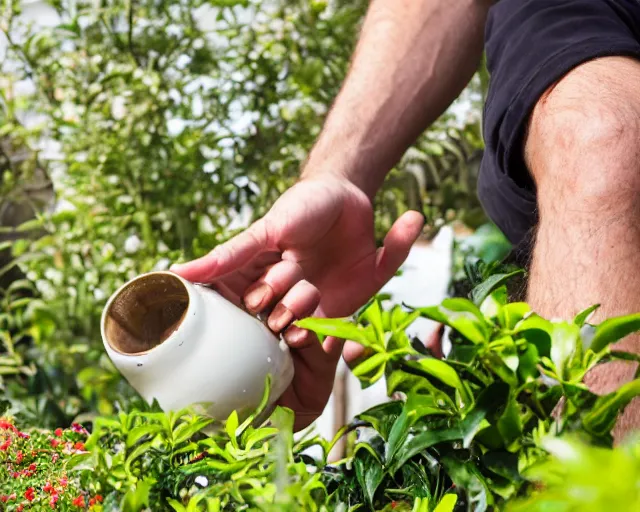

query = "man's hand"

[170,0,491,430]
[171,175,423,430]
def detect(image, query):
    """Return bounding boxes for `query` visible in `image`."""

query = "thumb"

[171,220,271,282]
[374,210,424,286]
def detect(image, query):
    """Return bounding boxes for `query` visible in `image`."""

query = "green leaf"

[499,303,531,330]
[65,452,94,471]
[385,394,445,465]
[225,410,240,449]
[167,499,186,512]
[122,479,152,512]
[401,358,471,405]
[497,392,522,448]
[295,317,380,348]
[482,352,518,387]
[518,344,539,382]
[550,322,580,379]
[362,299,385,344]
[574,304,600,327]
[590,313,640,354]
[173,416,214,445]
[352,352,389,378]
[391,383,508,472]
[126,424,164,448]
[354,450,384,507]
[411,358,464,390]
[470,269,525,306]
[434,494,458,512]
[441,455,494,512]
[244,427,278,450]
[125,440,154,474]
[414,299,489,344]
[391,307,420,333]
[481,451,521,482]
[582,379,640,436]
[356,401,403,440]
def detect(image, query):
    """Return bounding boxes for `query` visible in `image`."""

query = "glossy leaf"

[355,449,384,507]
[590,313,640,354]
[126,424,164,448]
[295,317,380,348]
[414,298,489,344]
[574,304,600,327]
[582,379,640,436]
[550,322,581,379]
[470,269,525,306]
[385,394,446,464]
[391,383,509,471]
[434,494,458,512]
[499,303,531,330]
[352,353,389,378]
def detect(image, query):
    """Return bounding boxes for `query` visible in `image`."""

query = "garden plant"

[2,0,640,511]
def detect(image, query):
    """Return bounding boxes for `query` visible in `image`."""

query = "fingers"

[243,260,304,313]
[342,340,370,367]
[241,259,320,340]
[374,210,424,286]
[268,280,320,333]
[171,220,271,282]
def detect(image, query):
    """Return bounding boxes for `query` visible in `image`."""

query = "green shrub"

[3,264,640,511]
[0,0,485,428]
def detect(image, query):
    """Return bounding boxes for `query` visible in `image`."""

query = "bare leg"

[524,56,640,439]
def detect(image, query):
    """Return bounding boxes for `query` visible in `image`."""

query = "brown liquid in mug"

[104,274,189,355]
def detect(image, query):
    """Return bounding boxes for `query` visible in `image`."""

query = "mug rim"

[100,271,196,356]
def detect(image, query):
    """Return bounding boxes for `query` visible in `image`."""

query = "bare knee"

[525,57,640,215]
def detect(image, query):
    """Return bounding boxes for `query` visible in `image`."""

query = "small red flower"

[1,495,8,503]
[17,504,24,512]
[24,487,35,502]
[18,431,30,439]
[12,472,19,478]
[0,420,11,429]
[95,495,103,503]
[72,495,85,508]
[50,493,59,509]
[54,428,63,437]
[59,477,68,487]
[0,439,11,451]
[16,450,23,464]
[71,423,86,434]
[89,498,95,506]
[9,493,16,500]
[29,463,37,471]
[74,441,85,451]
[51,438,61,448]
[44,481,55,493]
[52,452,60,463]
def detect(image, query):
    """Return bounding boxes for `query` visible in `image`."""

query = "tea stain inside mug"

[104,273,189,355]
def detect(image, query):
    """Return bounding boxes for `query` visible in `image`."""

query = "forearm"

[302,0,491,199]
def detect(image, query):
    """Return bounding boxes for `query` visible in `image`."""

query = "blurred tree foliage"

[0,0,485,427]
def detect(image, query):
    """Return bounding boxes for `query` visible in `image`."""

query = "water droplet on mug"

[242,389,246,393]
[137,363,143,367]
[267,357,272,363]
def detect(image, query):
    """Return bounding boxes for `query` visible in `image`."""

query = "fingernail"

[284,326,307,347]
[268,303,294,332]
[244,283,271,311]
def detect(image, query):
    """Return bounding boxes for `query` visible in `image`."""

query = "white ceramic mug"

[100,271,294,420]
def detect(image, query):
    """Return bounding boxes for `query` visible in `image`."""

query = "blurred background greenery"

[0,0,489,428]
